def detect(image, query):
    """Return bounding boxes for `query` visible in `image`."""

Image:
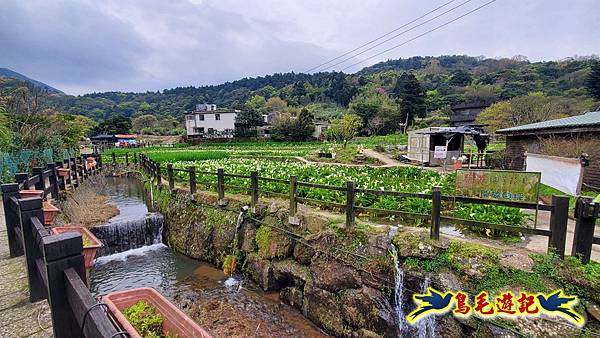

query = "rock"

[303,281,347,336]
[240,221,257,253]
[293,242,315,265]
[433,271,465,293]
[512,316,582,338]
[393,230,448,259]
[280,287,303,311]
[244,253,280,291]
[211,214,237,266]
[360,257,395,292]
[340,286,398,338]
[352,329,381,338]
[310,258,361,292]
[499,251,534,272]
[586,302,600,322]
[433,314,465,338]
[272,259,311,286]
[256,224,294,259]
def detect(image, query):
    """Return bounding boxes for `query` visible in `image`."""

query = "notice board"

[455,169,541,203]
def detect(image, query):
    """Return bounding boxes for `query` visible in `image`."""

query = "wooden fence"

[1,154,129,337]
[137,153,600,263]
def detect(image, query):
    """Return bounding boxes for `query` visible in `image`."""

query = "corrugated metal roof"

[497,111,600,133]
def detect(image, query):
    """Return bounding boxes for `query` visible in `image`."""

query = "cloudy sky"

[1,0,598,95]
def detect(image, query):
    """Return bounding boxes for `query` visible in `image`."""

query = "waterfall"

[388,226,405,337]
[91,212,164,256]
[416,276,436,338]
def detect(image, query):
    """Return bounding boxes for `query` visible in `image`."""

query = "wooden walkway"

[0,203,53,337]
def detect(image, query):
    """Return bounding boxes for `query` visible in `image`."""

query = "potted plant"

[42,201,60,226]
[103,287,212,338]
[19,189,44,198]
[51,226,102,268]
[57,168,70,177]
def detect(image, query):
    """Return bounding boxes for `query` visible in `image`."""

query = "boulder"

[280,287,303,311]
[587,302,600,322]
[256,225,294,259]
[360,257,395,292]
[244,253,280,291]
[293,242,315,265]
[272,259,311,286]
[352,329,381,338]
[310,257,361,292]
[303,281,347,336]
[393,231,448,259]
[240,221,257,253]
[499,251,534,272]
[340,286,398,338]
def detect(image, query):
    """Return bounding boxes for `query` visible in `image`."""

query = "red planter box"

[103,288,212,338]
[42,201,60,226]
[51,226,102,268]
[57,168,70,177]
[20,190,44,198]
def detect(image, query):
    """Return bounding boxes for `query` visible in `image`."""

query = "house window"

[195,127,205,133]
[198,115,204,121]
[215,114,221,121]
[186,115,194,121]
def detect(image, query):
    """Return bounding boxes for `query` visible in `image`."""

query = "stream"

[88,177,328,337]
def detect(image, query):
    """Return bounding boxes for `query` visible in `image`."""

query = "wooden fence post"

[250,171,259,212]
[430,186,441,240]
[48,163,60,199]
[548,195,569,258]
[572,197,599,264]
[189,166,197,195]
[346,181,355,228]
[167,164,175,191]
[112,152,116,164]
[70,158,79,187]
[133,152,138,165]
[125,152,129,166]
[15,172,28,188]
[43,231,86,337]
[55,162,66,191]
[217,168,226,206]
[1,183,23,257]
[156,162,162,187]
[31,167,45,191]
[97,153,103,170]
[18,197,46,302]
[289,176,300,225]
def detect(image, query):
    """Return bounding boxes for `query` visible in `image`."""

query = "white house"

[185,104,239,138]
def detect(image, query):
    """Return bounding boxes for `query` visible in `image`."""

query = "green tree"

[392,73,426,126]
[348,91,401,135]
[326,114,362,148]
[271,109,315,141]
[585,60,600,100]
[93,114,132,134]
[132,114,158,133]
[263,96,288,113]
[236,95,266,137]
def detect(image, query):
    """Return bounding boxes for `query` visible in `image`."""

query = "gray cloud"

[0,0,598,94]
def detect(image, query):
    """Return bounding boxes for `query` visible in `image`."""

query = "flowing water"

[88,177,328,338]
[415,276,436,338]
[388,226,406,336]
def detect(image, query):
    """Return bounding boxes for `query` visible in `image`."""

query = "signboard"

[433,146,447,159]
[455,169,541,203]
[525,153,582,196]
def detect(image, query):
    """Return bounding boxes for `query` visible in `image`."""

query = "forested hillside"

[1,54,599,136]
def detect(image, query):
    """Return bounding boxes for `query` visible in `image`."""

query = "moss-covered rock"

[280,286,303,312]
[310,256,361,292]
[240,220,257,253]
[244,253,280,291]
[393,229,448,259]
[292,241,315,265]
[340,286,398,338]
[255,225,294,259]
[272,259,311,286]
[303,281,348,336]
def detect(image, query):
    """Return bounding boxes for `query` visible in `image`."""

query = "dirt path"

[0,203,53,337]
[523,209,600,262]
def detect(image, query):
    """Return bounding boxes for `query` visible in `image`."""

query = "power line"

[304,0,458,73]
[311,0,474,73]
[340,0,498,72]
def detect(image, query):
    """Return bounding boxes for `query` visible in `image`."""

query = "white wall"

[186,112,237,137]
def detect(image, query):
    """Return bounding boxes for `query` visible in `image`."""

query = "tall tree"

[235,95,266,137]
[326,114,362,148]
[585,60,600,101]
[392,73,427,125]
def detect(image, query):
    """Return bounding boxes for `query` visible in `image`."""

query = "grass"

[147,150,229,162]
[352,133,408,147]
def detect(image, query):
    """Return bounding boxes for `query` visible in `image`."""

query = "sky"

[1,0,598,95]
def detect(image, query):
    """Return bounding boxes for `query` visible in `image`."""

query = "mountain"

[2,55,598,124]
[0,68,63,94]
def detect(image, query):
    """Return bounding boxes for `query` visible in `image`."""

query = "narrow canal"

[88,177,328,337]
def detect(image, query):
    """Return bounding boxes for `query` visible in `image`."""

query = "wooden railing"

[1,155,128,338]
[139,153,599,263]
